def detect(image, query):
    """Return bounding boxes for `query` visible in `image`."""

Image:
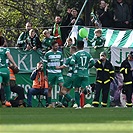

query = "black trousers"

[10,85,25,100]
[123,84,133,107]
[0,85,5,102]
[93,82,110,106]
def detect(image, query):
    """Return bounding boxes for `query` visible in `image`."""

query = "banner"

[111,47,133,66]
[70,25,133,48]
[10,48,43,73]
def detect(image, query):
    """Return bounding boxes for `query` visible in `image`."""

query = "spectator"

[0,36,18,107]
[95,0,113,27]
[61,7,73,43]
[113,0,130,28]
[65,37,74,47]
[69,8,85,26]
[87,29,105,56]
[17,22,32,48]
[27,62,48,107]
[120,51,133,107]
[41,30,55,53]
[8,63,25,107]
[52,16,64,51]
[43,41,64,108]
[25,29,42,51]
[92,51,114,107]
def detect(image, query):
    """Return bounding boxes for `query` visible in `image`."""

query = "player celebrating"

[43,41,64,108]
[70,40,95,109]
[0,36,18,107]
[56,46,77,107]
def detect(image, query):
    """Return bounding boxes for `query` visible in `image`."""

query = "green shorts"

[63,76,74,89]
[73,75,89,89]
[48,73,64,86]
[0,68,10,83]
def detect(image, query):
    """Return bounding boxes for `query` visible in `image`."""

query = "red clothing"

[54,25,62,46]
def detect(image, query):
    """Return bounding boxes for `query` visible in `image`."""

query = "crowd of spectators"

[92,0,132,29]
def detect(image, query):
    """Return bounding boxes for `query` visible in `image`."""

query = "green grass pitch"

[0,108,133,133]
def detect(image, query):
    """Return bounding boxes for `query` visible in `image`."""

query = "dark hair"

[71,7,78,12]
[66,37,73,42]
[70,46,77,52]
[51,41,58,46]
[0,36,5,46]
[77,40,84,49]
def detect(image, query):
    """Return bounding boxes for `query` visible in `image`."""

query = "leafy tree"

[1,0,132,46]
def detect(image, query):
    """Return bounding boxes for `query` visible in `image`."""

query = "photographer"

[92,51,114,107]
[27,62,48,107]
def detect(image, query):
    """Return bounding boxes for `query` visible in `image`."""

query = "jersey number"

[80,56,87,66]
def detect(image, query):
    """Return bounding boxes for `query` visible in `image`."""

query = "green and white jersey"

[89,36,105,48]
[44,50,63,73]
[0,47,9,68]
[42,36,54,49]
[64,56,75,77]
[70,50,94,77]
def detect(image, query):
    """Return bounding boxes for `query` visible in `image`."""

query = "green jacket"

[17,31,29,48]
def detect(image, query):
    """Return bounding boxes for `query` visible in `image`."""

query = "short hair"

[100,51,106,56]
[43,30,50,35]
[129,51,133,58]
[66,38,73,42]
[37,61,43,67]
[71,7,78,12]
[94,29,102,34]
[70,46,77,52]
[51,41,58,47]
[77,40,84,49]
[29,29,35,36]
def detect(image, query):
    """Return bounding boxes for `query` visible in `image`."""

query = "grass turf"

[0,108,133,133]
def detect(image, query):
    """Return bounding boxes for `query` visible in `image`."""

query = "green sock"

[59,95,63,102]
[61,97,68,107]
[83,89,87,95]
[4,85,11,101]
[65,93,72,102]
[47,97,51,104]
[75,92,80,107]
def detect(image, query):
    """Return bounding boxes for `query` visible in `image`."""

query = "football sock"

[47,97,51,104]
[4,86,11,101]
[83,89,87,95]
[59,95,63,102]
[61,96,68,107]
[65,93,72,102]
[75,92,80,107]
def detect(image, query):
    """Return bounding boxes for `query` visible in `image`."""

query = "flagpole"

[65,0,88,46]
[74,0,88,26]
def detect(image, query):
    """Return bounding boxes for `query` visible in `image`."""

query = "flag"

[70,25,133,48]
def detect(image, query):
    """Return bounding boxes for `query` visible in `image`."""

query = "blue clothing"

[27,88,48,107]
